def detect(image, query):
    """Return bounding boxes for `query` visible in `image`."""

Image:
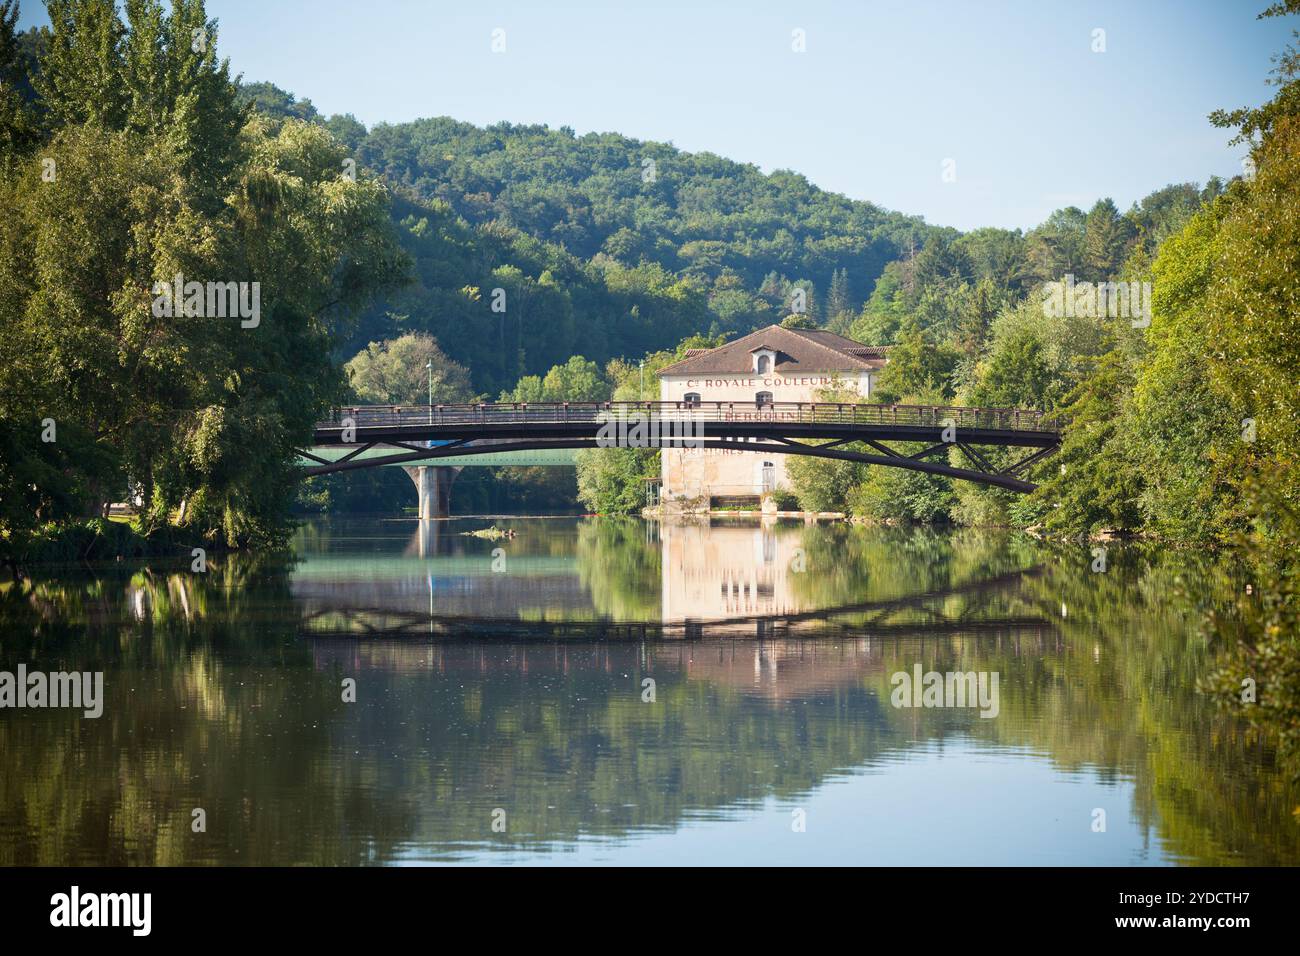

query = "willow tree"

[0,0,406,552]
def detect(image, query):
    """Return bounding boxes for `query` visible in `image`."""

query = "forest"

[0,0,1295,554]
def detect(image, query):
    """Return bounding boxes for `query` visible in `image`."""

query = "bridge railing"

[318,401,1051,432]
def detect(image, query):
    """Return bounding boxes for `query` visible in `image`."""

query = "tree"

[346,332,474,405]
[540,355,608,402]
[324,112,365,150]
[1031,351,1145,534]
[826,267,852,324]
[871,316,960,403]
[1126,199,1244,541]
[37,0,125,129]
[1025,207,1087,283]
[785,454,864,513]
[1199,115,1300,537]
[235,80,318,122]
[575,447,657,514]
[1083,198,1135,279]
[1035,0,1300,543]
[912,235,971,295]
[500,375,545,404]
[1209,1,1300,150]
[968,328,1054,409]
[0,0,37,162]
[954,227,1031,296]
[0,2,405,554]
[500,356,609,402]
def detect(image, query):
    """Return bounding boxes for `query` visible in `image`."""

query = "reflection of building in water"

[661,521,804,622]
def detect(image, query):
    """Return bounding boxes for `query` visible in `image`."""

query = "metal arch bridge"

[299,400,1062,493]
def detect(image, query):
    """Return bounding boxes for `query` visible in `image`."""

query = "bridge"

[299,401,1061,516]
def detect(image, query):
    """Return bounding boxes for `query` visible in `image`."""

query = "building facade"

[656,325,888,505]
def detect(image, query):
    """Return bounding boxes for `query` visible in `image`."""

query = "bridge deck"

[302,401,1061,492]
[313,401,1057,444]
[298,446,580,468]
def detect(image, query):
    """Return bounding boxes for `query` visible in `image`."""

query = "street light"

[639,360,645,401]
[426,360,433,424]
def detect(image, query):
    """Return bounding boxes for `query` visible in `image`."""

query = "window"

[756,354,771,374]
[683,392,701,407]
[755,391,773,407]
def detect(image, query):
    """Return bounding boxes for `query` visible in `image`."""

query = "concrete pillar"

[418,465,439,519]
[404,465,461,519]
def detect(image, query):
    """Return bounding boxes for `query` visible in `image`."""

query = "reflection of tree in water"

[575,518,660,620]
[787,524,1043,624]
[309,639,904,852]
[895,541,1300,866]
[2,529,1298,865]
[0,558,414,865]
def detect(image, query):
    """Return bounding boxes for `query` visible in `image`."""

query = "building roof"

[657,325,890,376]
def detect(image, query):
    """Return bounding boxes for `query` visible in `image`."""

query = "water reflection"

[0,517,1297,865]
[294,518,1054,639]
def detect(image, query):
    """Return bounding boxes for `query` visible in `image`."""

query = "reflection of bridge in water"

[292,520,1056,641]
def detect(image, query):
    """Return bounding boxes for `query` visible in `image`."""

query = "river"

[1,516,1295,865]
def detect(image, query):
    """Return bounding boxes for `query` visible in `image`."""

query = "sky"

[17,0,1295,231]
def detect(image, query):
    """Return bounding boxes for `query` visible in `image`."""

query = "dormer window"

[751,347,776,375]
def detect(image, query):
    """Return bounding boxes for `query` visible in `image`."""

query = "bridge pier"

[404,465,461,519]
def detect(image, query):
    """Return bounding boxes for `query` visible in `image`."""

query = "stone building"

[656,324,889,506]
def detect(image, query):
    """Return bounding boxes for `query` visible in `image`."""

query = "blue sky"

[18,0,1294,230]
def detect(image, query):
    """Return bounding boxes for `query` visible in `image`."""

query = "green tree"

[785,455,864,514]
[826,267,852,325]
[346,332,474,405]
[575,447,657,514]
[37,0,124,129]
[1083,198,1135,279]
[1199,116,1300,536]
[1031,351,1145,534]
[0,0,37,162]
[1209,1,1300,150]
[1126,200,1243,541]
[540,355,608,402]
[0,2,405,555]
[871,316,960,403]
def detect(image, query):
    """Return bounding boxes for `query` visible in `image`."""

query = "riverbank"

[1,517,257,578]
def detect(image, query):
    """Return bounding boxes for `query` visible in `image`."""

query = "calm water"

[1,516,1297,865]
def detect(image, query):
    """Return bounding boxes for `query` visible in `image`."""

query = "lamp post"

[426,360,433,424]
[639,360,645,401]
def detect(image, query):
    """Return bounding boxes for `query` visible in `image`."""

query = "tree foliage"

[0,0,403,558]
[346,332,474,405]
